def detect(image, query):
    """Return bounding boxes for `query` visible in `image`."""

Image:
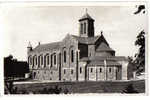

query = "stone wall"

[78,62,86,81]
[88,45,95,57]
[97,67,105,81]
[60,35,79,81]
[87,66,121,81]
[118,60,128,80]
[32,69,59,81]
[106,66,116,80]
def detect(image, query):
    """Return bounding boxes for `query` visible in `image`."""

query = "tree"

[134,5,145,14]
[133,30,145,74]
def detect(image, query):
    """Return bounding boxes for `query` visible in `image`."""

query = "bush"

[123,84,138,93]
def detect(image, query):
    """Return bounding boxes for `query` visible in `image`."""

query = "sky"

[0,3,148,61]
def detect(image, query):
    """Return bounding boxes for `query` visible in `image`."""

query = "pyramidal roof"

[27,42,32,48]
[79,12,94,21]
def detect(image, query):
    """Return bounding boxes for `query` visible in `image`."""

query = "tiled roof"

[33,42,61,52]
[96,42,115,52]
[72,35,100,44]
[95,33,115,52]
[87,60,121,66]
[79,13,94,21]
[80,56,128,62]
[81,56,127,66]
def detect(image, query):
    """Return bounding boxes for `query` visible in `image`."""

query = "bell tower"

[27,41,32,53]
[79,9,95,37]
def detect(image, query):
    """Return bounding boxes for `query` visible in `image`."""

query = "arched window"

[109,68,111,73]
[38,56,40,67]
[64,50,66,63]
[28,56,32,65]
[33,57,34,66]
[80,67,82,73]
[71,50,74,62]
[51,54,53,67]
[44,55,46,67]
[84,22,86,34]
[81,23,83,34]
[54,54,56,65]
[59,53,61,66]
[47,55,49,65]
[30,57,32,65]
[33,55,37,67]
[91,68,93,73]
[41,55,43,65]
[35,56,37,65]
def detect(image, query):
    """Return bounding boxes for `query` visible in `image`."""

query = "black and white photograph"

[0,2,148,95]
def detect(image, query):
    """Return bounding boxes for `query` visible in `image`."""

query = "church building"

[27,11,130,82]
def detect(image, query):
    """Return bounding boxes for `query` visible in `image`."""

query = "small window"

[109,68,111,73]
[100,68,102,73]
[71,70,73,74]
[91,68,93,73]
[64,69,66,74]
[80,67,82,73]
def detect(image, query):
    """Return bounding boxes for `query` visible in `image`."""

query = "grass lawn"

[10,79,145,94]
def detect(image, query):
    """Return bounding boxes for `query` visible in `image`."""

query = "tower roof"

[79,12,94,21]
[27,42,32,48]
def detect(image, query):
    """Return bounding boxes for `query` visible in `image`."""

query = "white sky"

[0,3,148,61]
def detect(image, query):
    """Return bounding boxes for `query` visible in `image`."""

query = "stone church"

[27,11,131,82]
